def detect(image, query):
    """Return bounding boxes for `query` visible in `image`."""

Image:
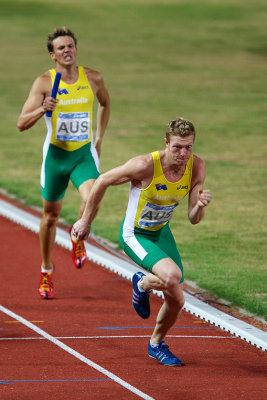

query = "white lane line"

[0,335,238,341]
[0,305,154,400]
[0,198,266,351]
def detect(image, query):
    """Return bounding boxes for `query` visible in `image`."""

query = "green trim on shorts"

[120,221,184,282]
[41,142,100,202]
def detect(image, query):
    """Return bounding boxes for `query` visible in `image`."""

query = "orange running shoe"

[69,226,86,268]
[38,269,54,299]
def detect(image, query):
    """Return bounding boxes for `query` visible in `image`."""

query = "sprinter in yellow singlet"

[17,27,110,299]
[73,117,212,366]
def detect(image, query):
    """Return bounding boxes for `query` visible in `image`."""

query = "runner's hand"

[43,96,58,113]
[198,189,212,208]
[73,219,91,240]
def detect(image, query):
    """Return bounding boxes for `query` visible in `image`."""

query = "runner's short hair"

[47,27,77,52]
[166,117,195,142]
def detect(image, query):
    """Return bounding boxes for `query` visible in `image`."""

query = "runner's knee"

[163,269,182,291]
[42,211,59,228]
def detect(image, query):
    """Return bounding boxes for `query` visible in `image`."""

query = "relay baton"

[46,72,62,117]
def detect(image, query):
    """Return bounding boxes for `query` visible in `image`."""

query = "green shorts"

[120,220,184,282]
[41,142,100,202]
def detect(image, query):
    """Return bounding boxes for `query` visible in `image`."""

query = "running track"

[0,194,266,400]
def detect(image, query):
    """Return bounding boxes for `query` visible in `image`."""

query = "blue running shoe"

[132,272,150,319]
[148,341,183,366]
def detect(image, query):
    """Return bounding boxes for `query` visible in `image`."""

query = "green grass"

[0,0,266,319]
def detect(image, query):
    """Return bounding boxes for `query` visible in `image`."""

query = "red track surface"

[1,199,267,400]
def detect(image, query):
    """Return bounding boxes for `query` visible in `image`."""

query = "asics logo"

[77,85,89,90]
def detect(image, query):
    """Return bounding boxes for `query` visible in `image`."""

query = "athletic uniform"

[41,67,100,201]
[120,151,193,280]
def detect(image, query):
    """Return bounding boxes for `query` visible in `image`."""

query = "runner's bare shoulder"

[83,67,103,85]
[31,71,52,97]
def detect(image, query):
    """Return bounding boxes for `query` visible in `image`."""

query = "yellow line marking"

[4,320,44,324]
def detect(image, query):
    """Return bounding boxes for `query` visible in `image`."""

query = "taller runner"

[17,27,110,299]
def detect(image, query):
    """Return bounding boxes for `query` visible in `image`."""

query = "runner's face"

[50,36,77,66]
[165,135,194,166]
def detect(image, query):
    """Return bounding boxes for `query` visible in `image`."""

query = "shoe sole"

[148,354,183,367]
[132,296,150,319]
[133,303,150,319]
[39,291,53,300]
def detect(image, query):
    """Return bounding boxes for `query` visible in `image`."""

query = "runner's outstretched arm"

[73,155,153,239]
